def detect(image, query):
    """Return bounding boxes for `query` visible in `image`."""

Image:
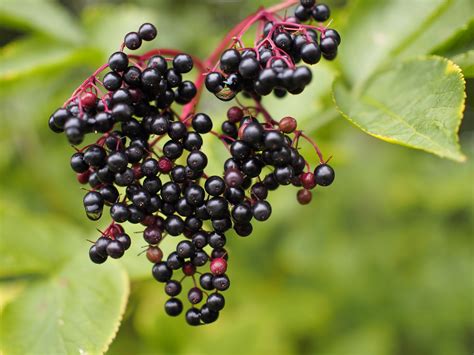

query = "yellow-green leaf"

[333,57,466,162]
[0,254,129,355]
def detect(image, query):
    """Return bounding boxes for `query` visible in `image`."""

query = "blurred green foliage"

[0,1,473,354]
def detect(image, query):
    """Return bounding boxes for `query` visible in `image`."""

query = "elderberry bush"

[48,0,339,326]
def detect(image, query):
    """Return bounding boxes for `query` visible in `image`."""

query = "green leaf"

[333,57,466,162]
[339,0,445,85]
[394,0,474,59]
[0,200,84,277]
[0,0,83,43]
[0,253,129,355]
[0,36,102,82]
[432,19,474,76]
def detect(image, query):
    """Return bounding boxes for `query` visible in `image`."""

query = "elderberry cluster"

[48,0,340,327]
[205,1,340,100]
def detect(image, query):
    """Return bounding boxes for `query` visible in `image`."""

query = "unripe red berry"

[80,92,97,109]
[182,261,196,276]
[300,172,316,189]
[210,257,227,275]
[158,157,173,173]
[132,164,143,179]
[227,106,244,123]
[77,171,90,184]
[141,215,157,227]
[279,116,297,133]
[297,189,312,205]
[146,246,163,263]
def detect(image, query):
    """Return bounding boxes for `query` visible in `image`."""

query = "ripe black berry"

[207,292,225,311]
[138,23,157,41]
[106,240,125,258]
[152,262,173,282]
[89,245,107,264]
[108,52,129,72]
[173,54,193,73]
[238,57,260,78]
[220,49,241,74]
[103,72,122,91]
[124,32,142,50]
[200,305,219,324]
[165,298,183,316]
[252,200,272,221]
[312,4,331,22]
[165,280,182,296]
[314,163,335,186]
[192,113,213,133]
[185,308,201,326]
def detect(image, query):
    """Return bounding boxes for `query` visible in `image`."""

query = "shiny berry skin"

[208,232,226,249]
[279,116,297,133]
[165,298,183,316]
[173,54,193,73]
[200,305,219,324]
[300,0,315,8]
[103,72,122,91]
[227,107,244,123]
[205,176,226,196]
[220,49,241,74]
[185,308,201,326]
[314,163,335,186]
[320,37,338,54]
[297,189,312,205]
[192,113,213,133]
[152,262,173,282]
[124,32,142,50]
[188,287,203,304]
[300,42,321,65]
[108,52,128,72]
[324,28,341,44]
[187,151,208,171]
[224,168,244,188]
[182,261,196,276]
[138,23,157,41]
[300,172,316,189]
[143,225,162,244]
[176,240,195,258]
[207,292,225,311]
[70,152,88,173]
[238,57,260,78]
[146,246,163,263]
[205,72,225,93]
[94,237,110,257]
[312,3,331,22]
[165,280,182,296]
[252,200,272,221]
[212,274,230,291]
[210,258,227,275]
[89,245,107,264]
[116,233,131,250]
[199,273,214,290]
[294,5,311,21]
[106,240,125,258]
[110,203,130,223]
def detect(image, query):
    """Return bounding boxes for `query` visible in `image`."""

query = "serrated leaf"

[432,19,474,76]
[339,0,445,85]
[0,253,129,355]
[0,0,83,43]
[333,57,466,162]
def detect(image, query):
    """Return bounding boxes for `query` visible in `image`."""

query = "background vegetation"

[0,0,473,354]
